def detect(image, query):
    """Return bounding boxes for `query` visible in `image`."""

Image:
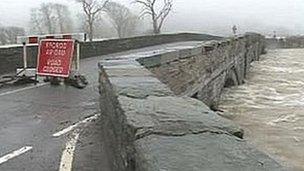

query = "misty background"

[0,0,302,44]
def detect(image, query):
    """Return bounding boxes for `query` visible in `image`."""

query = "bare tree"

[53,4,73,33]
[76,0,109,41]
[6,27,25,43]
[77,13,117,39]
[134,0,173,34]
[30,8,44,34]
[0,28,6,45]
[0,26,25,45]
[29,3,73,35]
[40,3,56,34]
[105,2,138,38]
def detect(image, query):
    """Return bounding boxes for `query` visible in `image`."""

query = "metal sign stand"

[12,42,38,85]
[15,42,28,76]
[35,39,88,89]
[22,42,27,73]
[76,41,80,72]
[63,41,88,89]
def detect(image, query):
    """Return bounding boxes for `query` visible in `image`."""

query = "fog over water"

[0,0,303,36]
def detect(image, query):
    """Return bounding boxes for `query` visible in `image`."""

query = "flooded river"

[219,49,304,171]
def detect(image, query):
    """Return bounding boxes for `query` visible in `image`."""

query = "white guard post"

[22,42,27,71]
[70,40,81,75]
[76,41,80,71]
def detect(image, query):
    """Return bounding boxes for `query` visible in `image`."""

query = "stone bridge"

[0,33,287,171]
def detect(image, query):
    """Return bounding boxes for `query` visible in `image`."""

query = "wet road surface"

[219,49,304,171]
[0,41,204,171]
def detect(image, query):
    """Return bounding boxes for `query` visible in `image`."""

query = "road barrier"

[0,33,88,88]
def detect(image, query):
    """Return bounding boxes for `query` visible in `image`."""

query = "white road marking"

[0,146,33,165]
[59,132,80,171]
[0,83,48,97]
[53,113,101,137]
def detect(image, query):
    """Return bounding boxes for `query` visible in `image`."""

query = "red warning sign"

[37,39,75,78]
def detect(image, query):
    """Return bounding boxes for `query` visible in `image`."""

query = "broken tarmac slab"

[98,41,287,171]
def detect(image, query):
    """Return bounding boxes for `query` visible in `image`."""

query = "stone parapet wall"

[98,33,286,171]
[0,33,221,75]
[139,33,265,107]
[80,33,222,59]
[266,36,304,49]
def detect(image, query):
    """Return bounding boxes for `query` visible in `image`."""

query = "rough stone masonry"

[98,33,287,171]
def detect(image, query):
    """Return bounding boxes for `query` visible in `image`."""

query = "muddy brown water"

[219,49,304,171]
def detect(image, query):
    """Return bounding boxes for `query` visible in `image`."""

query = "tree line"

[0,0,173,45]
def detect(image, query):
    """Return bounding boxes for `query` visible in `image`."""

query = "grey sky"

[0,0,303,36]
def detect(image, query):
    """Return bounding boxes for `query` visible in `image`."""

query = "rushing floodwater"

[219,49,304,171]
